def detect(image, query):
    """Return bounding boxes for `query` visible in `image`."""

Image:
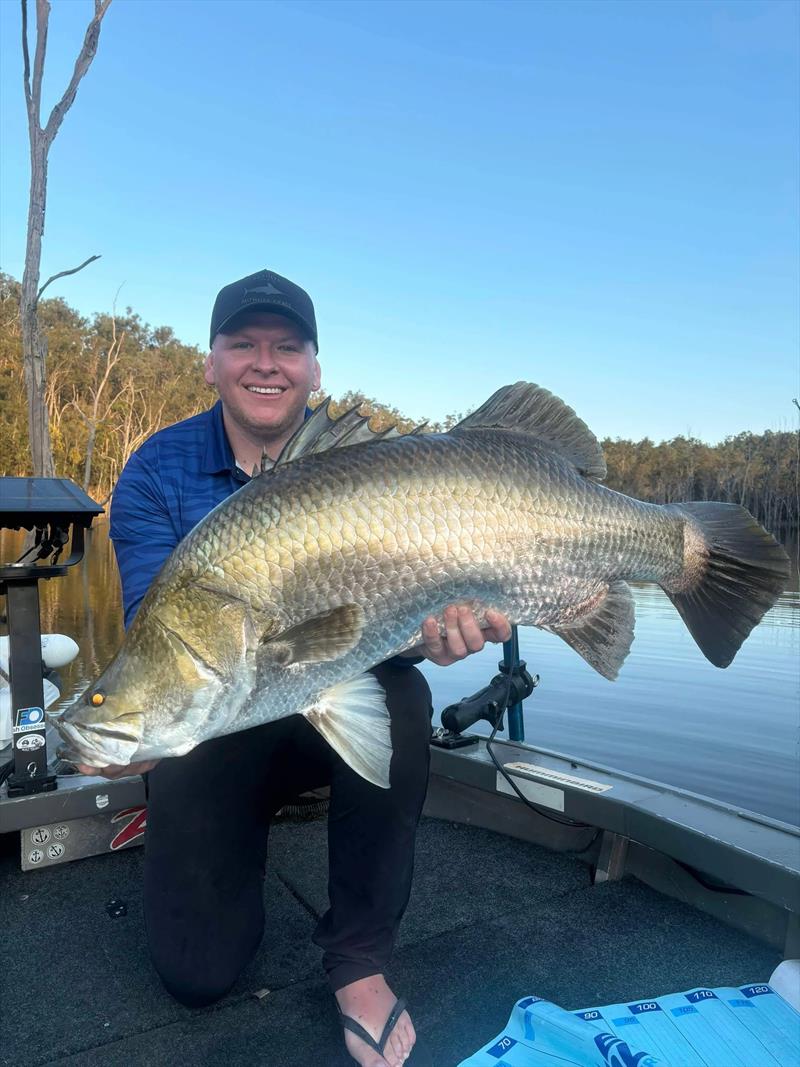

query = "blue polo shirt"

[110,401,252,627]
[109,402,423,668]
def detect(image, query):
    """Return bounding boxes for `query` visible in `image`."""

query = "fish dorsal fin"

[451,382,607,480]
[546,581,635,679]
[268,398,425,471]
[259,603,365,666]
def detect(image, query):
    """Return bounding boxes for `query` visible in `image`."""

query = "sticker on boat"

[15,732,45,751]
[495,772,565,811]
[504,762,613,794]
[12,706,45,732]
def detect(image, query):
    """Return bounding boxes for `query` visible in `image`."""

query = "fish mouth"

[55,718,141,769]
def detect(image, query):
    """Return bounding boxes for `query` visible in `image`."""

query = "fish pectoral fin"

[260,604,365,666]
[546,581,635,680]
[450,382,607,480]
[302,674,392,788]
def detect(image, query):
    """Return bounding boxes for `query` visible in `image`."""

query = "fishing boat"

[1,478,798,1066]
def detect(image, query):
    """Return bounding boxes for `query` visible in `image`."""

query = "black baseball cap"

[209,269,318,348]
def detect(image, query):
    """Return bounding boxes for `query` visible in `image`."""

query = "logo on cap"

[243,283,284,298]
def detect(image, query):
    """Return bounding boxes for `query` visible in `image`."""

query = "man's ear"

[204,351,216,386]
[312,353,321,392]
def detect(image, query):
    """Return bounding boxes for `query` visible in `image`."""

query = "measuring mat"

[457,984,800,1066]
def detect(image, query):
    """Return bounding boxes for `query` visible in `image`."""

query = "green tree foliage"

[317,389,424,434]
[1,274,797,534]
[601,432,798,535]
[1,273,208,500]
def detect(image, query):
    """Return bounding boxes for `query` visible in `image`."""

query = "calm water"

[3,523,799,826]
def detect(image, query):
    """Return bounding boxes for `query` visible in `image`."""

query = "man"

[78,270,511,1067]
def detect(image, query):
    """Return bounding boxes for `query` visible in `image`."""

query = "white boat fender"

[0,633,79,671]
[0,678,61,748]
[0,634,79,748]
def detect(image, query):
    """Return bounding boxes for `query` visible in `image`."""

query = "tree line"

[1,273,797,536]
[1,274,209,500]
[601,433,796,538]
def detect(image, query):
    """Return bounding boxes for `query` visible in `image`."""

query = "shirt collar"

[200,400,314,476]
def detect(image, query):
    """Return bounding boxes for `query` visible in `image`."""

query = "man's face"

[205,312,321,444]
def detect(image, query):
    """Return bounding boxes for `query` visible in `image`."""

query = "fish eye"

[88,691,105,707]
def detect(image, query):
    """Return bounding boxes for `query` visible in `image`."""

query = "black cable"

[673,858,750,896]
[0,759,13,788]
[13,526,45,564]
[486,720,600,834]
[484,660,598,837]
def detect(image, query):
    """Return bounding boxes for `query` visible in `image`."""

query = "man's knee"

[145,890,264,1009]
[153,956,238,1009]
[374,662,434,730]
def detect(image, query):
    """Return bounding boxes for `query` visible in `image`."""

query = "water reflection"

[422,582,800,826]
[1,522,124,713]
[2,521,798,825]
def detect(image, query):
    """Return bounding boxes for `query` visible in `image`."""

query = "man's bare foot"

[335,974,415,1067]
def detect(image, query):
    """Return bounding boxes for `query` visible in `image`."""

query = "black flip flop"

[338,996,408,1060]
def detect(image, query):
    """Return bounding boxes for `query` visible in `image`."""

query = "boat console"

[0,477,103,794]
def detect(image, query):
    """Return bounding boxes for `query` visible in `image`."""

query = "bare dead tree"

[20,0,111,476]
[68,314,125,491]
[96,375,166,500]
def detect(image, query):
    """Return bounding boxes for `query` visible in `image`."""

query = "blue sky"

[1,0,797,442]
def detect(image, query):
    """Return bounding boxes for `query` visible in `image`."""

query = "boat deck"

[0,810,780,1067]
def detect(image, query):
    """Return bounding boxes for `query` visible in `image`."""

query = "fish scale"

[57,382,790,785]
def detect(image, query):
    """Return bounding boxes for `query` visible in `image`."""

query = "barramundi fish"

[56,383,790,785]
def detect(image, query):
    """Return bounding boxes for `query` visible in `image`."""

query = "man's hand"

[74,760,159,780]
[413,605,512,667]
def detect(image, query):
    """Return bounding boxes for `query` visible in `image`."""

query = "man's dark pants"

[143,661,433,1007]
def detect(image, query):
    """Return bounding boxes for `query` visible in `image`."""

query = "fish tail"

[663,502,790,668]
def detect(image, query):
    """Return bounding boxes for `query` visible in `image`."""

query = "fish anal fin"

[260,603,365,666]
[547,581,635,680]
[303,674,392,788]
[451,382,606,480]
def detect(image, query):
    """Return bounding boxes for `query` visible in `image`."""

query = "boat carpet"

[0,815,780,1067]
